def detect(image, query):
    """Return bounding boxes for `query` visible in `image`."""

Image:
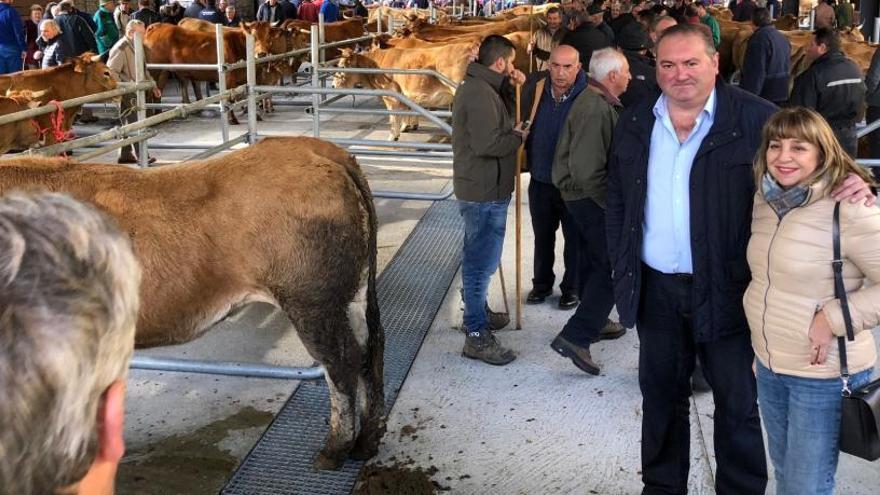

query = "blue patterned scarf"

[762,172,811,219]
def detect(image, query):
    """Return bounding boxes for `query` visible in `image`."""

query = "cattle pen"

[2,6,880,495]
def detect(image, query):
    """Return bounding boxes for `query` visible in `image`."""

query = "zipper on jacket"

[760,216,783,372]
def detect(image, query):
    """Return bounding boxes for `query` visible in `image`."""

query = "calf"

[0,55,117,145]
[0,137,386,470]
[0,90,51,155]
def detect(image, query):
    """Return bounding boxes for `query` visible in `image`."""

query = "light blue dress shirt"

[641,89,717,274]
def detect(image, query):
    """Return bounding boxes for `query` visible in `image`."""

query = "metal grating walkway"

[221,200,464,495]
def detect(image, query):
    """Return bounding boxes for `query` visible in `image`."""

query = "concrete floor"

[68,86,880,494]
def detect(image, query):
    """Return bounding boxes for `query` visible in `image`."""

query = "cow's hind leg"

[289,309,364,470]
[349,274,386,461]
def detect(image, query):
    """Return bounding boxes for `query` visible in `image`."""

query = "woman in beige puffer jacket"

[744,108,878,495]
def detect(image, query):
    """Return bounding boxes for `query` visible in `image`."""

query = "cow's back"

[0,137,372,346]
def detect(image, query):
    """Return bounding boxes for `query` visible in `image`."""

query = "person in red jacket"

[298,0,319,22]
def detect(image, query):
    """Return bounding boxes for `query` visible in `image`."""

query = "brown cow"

[145,23,288,124]
[396,16,535,42]
[0,55,117,146]
[334,43,473,139]
[280,18,366,59]
[0,136,385,470]
[0,90,51,155]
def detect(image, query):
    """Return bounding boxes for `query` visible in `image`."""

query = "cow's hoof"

[256,114,264,122]
[350,438,379,461]
[313,452,346,471]
[411,124,419,131]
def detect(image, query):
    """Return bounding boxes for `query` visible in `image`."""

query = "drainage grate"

[221,200,464,495]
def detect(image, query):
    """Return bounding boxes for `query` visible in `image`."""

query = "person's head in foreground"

[0,193,141,495]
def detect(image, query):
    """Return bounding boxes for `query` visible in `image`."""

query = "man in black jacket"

[183,0,205,18]
[197,0,224,23]
[452,35,527,366]
[865,41,880,162]
[790,27,865,157]
[561,10,611,67]
[607,23,873,494]
[131,0,161,26]
[617,20,657,108]
[280,0,298,20]
[740,7,790,105]
[54,1,98,57]
[607,24,773,495]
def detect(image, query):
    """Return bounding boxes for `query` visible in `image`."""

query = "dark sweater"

[524,70,588,184]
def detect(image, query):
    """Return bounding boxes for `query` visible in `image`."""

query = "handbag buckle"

[842,374,852,396]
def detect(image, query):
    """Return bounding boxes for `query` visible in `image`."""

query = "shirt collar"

[652,87,717,125]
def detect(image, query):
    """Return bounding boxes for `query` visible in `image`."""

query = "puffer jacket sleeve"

[821,202,880,336]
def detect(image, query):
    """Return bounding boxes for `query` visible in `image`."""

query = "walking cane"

[514,84,523,330]
[498,265,511,316]
[528,4,534,73]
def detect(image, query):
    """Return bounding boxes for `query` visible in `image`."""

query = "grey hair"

[39,18,61,34]
[589,47,627,81]
[0,193,141,494]
[126,18,145,32]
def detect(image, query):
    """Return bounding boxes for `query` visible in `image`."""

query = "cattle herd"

[0,1,879,471]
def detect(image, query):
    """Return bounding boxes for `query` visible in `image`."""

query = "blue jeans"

[459,198,509,333]
[757,361,873,495]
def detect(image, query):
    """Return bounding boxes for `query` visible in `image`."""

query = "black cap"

[587,2,606,15]
[617,21,650,51]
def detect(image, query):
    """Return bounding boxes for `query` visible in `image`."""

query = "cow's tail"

[343,156,384,385]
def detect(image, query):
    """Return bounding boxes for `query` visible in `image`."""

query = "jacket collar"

[622,78,742,152]
[544,69,587,102]
[588,77,623,109]
[466,62,507,92]
[812,50,844,68]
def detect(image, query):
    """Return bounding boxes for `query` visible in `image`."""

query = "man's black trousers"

[528,179,578,295]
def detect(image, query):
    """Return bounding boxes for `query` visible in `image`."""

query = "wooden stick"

[498,265,510,316]
[529,4,534,73]
[515,84,523,330]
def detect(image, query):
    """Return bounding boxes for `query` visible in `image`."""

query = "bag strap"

[833,202,856,396]
[528,78,545,125]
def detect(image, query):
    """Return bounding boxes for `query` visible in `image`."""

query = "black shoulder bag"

[832,202,880,461]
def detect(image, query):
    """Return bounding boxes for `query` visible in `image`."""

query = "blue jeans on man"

[757,361,872,495]
[459,198,509,333]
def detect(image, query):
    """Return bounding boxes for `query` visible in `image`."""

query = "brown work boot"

[486,303,510,331]
[598,319,627,341]
[462,332,516,366]
[550,335,600,375]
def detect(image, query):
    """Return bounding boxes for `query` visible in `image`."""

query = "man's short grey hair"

[58,0,75,12]
[0,193,141,494]
[589,47,627,81]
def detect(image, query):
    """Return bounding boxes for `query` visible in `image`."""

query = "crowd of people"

[453,1,879,494]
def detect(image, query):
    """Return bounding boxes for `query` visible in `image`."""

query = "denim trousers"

[528,179,579,295]
[459,198,509,333]
[757,361,873,495]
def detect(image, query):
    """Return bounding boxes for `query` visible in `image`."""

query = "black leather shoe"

[598,319,627,341]
[550,335,600,375]
[558,293,579,310]
[526,288,552,304]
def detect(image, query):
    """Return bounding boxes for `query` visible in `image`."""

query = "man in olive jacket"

[452,35,527,366]
[550,47,631,376]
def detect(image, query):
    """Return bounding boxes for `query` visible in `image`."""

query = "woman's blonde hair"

[753,107,875,192]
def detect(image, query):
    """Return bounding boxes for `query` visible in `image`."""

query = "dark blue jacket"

[522,69,588,184]
[0,3,26,56]
[320,1,340,22]
[740,24,791,104]
[74,9,98,32]
[605,80,778,341]
[198,7,225,23]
